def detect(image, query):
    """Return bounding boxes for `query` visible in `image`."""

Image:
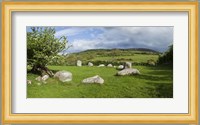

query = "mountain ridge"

[72,48,160,54]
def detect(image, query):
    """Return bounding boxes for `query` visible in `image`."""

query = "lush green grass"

[91,54,159,63]
[27,65,173,98]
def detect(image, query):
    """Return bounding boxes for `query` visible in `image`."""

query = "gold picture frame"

[2,1,199,124]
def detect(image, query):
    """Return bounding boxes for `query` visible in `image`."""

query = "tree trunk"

[31,65,54,77]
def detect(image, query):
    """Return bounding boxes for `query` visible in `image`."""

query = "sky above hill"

[27,26,173,53]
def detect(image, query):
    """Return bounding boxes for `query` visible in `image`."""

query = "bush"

[157,45,173,65]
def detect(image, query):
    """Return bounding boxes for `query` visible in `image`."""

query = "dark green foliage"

[48,55,68,66]
[157,45,173,65]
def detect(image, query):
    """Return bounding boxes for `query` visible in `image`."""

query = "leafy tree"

[157,45,173,65]
[27,27,68,76]
[49,55,68,66]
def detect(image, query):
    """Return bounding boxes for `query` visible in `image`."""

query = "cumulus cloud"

[59,27,173,53]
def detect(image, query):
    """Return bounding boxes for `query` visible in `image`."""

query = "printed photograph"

[27,26,173,98]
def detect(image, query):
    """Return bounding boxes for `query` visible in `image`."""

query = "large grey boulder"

[82,75,104,84]
[124,62,132,69]
[117,65,124,70]
[54,71,72,82]
[88,62,93,67]
[117,68,140,76]
[77,60,82,66]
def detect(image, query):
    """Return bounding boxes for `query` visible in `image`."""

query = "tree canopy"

[157,45,173,65]
[27,27,68,76]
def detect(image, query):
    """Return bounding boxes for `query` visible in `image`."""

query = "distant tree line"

[157,45,173,65]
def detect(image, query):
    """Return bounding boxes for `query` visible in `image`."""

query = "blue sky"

[27,26,173,53]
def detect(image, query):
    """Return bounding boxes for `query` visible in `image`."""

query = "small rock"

[35,76,42,81]
[107,64,113,67]
[77,60,82,66]
[117,68,140,76]
[149,61,156,66]
[147,60,156,66]
[88,62,93,67]
[27,80,32,84]
[42,75,49,81]
[35,75,49,83]
[54,70,72,82]
[82,75,104,84]
[117,65,124,70]
[98,64,105,67]
[37,83,41,86]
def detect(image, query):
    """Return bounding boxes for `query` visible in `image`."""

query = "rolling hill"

[62,48,160,66]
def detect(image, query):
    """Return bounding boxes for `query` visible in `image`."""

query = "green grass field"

[91,54,159,63]
[59,49,160,66]
[27,65,173,98]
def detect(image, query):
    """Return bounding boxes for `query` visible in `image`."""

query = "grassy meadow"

[51,48,160,66]
[91,54,159,63]
[27,65,173,98]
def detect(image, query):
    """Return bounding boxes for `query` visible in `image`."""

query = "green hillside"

[58,48,160,66]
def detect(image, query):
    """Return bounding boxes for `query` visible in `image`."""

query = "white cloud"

[68,39,99,52]
[66,27,173,53]
[55,27,100,37]
[55,28,82,37]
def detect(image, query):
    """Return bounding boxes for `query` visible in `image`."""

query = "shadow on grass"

[147,70,172,76]
[135,66,173,98]
[136,65,173,81]
[142,65,173,71]
[136,74,172,81]
[144,82,173,98]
